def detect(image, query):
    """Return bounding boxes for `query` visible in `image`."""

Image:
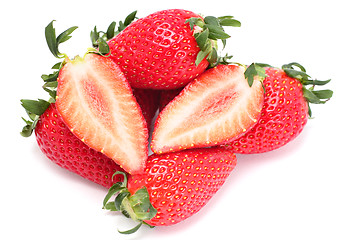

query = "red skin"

[223,67,309,153]
[108,9,209,89]
[127,148,237,226]
[35,103,125,188]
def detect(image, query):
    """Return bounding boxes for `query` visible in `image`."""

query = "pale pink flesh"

[151,65,264,153]
[56,54,148,174]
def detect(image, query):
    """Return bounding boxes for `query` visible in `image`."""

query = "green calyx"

[244,62,333,117]
[186,15,241,67]
[281,62,333,117]
[244,63,272,87]
[20,99,53,137]
[90,10,138,55]
[45,20,78,59]
[103,172,157,234]
[20,21,77,137]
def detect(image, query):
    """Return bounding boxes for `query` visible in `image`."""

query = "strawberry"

[107,9,240,89]
[223,62,333,153]
[56,53,149,174]
[34,103,126,188]
[103,147,237,233]
[151,64,265,154]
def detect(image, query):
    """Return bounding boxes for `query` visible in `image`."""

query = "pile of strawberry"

[20,9,332,234]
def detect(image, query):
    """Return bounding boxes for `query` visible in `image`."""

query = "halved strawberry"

[56,53,149,174]
[151,64,264,154]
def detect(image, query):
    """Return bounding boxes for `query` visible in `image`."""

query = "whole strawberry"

[223,62,333,153]
[107,9,240,89]
[35,103,126,188]
[103,147,237,233]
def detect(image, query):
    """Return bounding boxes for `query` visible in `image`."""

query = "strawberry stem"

[244,62,333,117]
[103,171,157,234]
[281,62,333,117]
[186,15,241,67]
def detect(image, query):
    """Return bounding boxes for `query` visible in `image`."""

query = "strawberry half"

[151,64,265,154]
[56,53,149,174]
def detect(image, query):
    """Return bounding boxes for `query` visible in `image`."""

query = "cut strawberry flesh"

[151,64,264,153]
[56,54,148,174]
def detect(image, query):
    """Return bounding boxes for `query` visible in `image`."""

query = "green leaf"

[185,17,204,30]
[217,53,233,65]
[195,45,211,66]
[194,28,209,51]
[90,26,100,47]
[206,24,230,40]
[21,99,50,116]
[118,221,143,235]
[221,39,227,49]
[21,124,34,137]
[103,171,129,208]
[125,186,157,221]
[302,79,331,86]
[308,103,312,118]
[20,113,40,137]
[56,26,78,44]
[254,62,273,68]
[302,87,322,104]
[41,70,59,82]
[52,62,62,70]
[244,63,266,87]
[204,16,220,27]
[124,10,137,27]
[118,11,138,33]
[207,47,218,66]
[106,21,117,40]
[218,16,241,27]
[97,37,110,55]
[282,62,306,72]
[103,201,118,211]
[43,81,58,100]
[284,68,310,81]
[45,21,59,58]
[103,184,125,208]
[115,191,131,211]
[112,171,128,185]
[45,20,77,58]
[312,89,333,100]
[20,118,35,137]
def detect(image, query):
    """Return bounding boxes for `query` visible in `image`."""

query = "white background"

[1,0,342,239]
